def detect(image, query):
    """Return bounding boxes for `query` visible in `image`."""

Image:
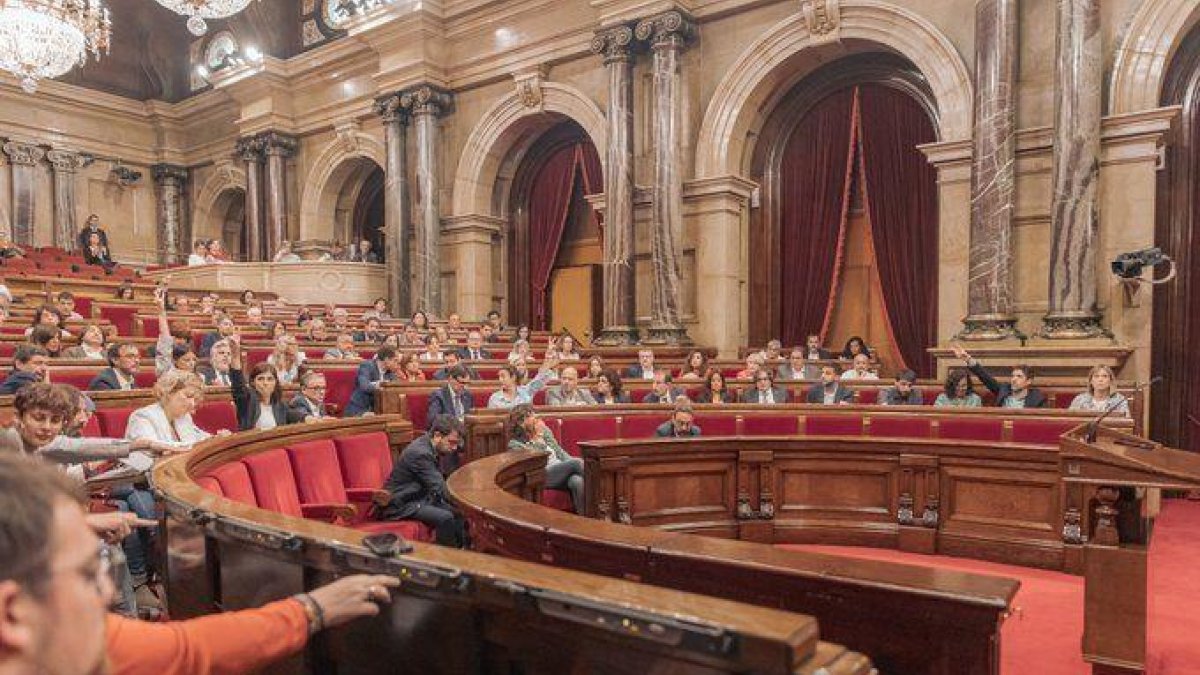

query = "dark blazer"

[78,226,108,250]
[968,363,1048,408]
[427,384,474,426]
[691,389,732,404]
[878,387,924,406]
[806,383,854,404]
[624,365,655,380]
[805,348,833,360]
[83,246,114,268]
[642,388,684,405]
[654,421,702,438]
[593,390,632,405]
[350,250,380,264]
[381,434,449,520]
[199,331,225,358]
[0,370,38,395]
[230,368,290,431]
[286,393,325,424]
[345,359,393,417]
[87,368,134,392]
[740,387,791,404]
[433,364,479,380]
[352,331,384,344]
[455,347,491,361]
[198,366,232,387]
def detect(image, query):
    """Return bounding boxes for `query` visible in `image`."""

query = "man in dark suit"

[776,348,817,380]
[624,349,656,380]
[654,400,702,437]
[641,369,683,404]
[199,314,237,357]
[344,346,402,417]
[77,214,109,252]
[806,365,854,405]
[287,370,328,423]
[427,365,474,425]
[953,346,1047,408]
[379,415,467,547]
[878,369,923,406]
[804,334,833,361]
[348,240,380,263]
[0,346,49,395]
[456,331,491,361]
[740,371,790,404]
[198,339,233,387]
[433,351,478,380]
[88,343,140,391]
[353,317,385,344]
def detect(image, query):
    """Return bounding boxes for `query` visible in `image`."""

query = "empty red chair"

[320,368,358,413]
[94,408,134,438]
[557,417,618,457]
[869,417,932,438]
[49,370,95,391]
[804,415,864,436]
[81,414,103,438]
[97,305,138,336]
[938,418,1004,442]
[1011,419,1075,446]
[288,439,361,515]
[207,462,257,506]
[193,401,237,434]
[243,449,352,522]
[540,489,574,512]
[621,415,666,439]
[692,415,737,435]
[335,433,393,490]
[743,415,799,435]
[857,389,880,404]
[404,391,432,430]
[133,372,156,388]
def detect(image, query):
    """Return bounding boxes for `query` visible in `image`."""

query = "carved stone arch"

[693,0,972,179]
[298,131,386,239]
[451,82,606,218]
[1109,0,1200,114]
[194,163,247,240]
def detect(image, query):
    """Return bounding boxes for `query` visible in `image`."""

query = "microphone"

[1084,376,1160,443]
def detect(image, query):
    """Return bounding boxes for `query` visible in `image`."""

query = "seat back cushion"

[869,417,932,439]
[404,391,432,431]
[804,415,864,436]
[692,414,738,435]
[287,439,349,504]
[335,432,394,489]
[938,418,1005,442]
[1011,419,1075,446]
[95,408,134,438]
[207,462,257,506]
[243,449,304,517]
[321,368,358,412]
[743,415,800,435]
[195,476,224,496]
[194,400,238,434]
[621,415,667,440]
[557,416,618,457]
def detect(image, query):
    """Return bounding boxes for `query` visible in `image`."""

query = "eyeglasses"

[304,385,327,391]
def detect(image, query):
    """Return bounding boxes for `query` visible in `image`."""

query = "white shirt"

[125,403,212,448]
[187,254,208,266]
[255,403,277,430]
[840,370,879,381]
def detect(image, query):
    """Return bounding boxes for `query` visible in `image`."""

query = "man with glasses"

[89,343,140,391]
[457,330,491,361]
[741,370,790,404]
[546,366,597,406]
[288,371,329,423]
[427,365,474,426]
[655,398,702,437]
[200,339,234,387]
[433,351,478,380]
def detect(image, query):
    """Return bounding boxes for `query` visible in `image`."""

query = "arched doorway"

[748,54,939,376]
[1153,23,1200,449]
[327,159,385,256]
[210,187,246,260]
[506,120,603,336]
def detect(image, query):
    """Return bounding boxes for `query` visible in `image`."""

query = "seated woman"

[587,356,605,380]
[24,305,69,338]
[206,239,229,263]
[397,353,427,382]
[736,353,764,379]
[28,325,63,358]
[239,289,256,305]
[419,334,445,362]
[840,336,872,361]
[126,370,220,448]
[411,310,430,331]
[951,345,1047,408]
[488,356,560,409]
[593,368,630,405]
[1069,365,1129,416]
[558,335,582,361]
[83,231,116,271]
[678,351,708,381]
[434,324,454,346]
[693,367,732,404]
[266,334,306,385]
[933,369,982,407]
[364,297,391,320]
[272,241,301,263]
[186,240,209,266]
[507,339,532,366]
[229,341,291,432]
[61,324,106,359]
[515,324,532,343]
[507,404,585,514]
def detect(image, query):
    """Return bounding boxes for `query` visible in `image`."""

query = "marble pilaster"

[152,164,188,265]
[1039,0,1107,339]
[261,131,298,258]
[400,84,452,316]
[236,136,265,261]
[373,94,412,316]
[636,10,694,345]
[46,150,91,251]
[959,0,1020,340]
[590,24,639,346]
[3,141,45,246]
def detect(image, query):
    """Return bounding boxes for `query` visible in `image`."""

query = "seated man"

[804,334,833,360]
[88,343,140,391]
[878,369,923,406]
[806,365,854,405]
[655,398,702,438]
[199,339,233,387]
[740,370,790,404]
[244,305,267,330]
[545,366,596,406]
[353,317,385,344]
[840,353,879,380]
[0,345,50,395]
[625,349,656,380]
[323,333,359,360]
[349,239,380,263]
[380,414,467,547]
[55,292,84,322]
[433,351,478,380]
[952,345,1047,408]
[776,348,816,380]
[641,369,683,404]
[457,330,491,361]
[344,346,402,417]
[287,370,328,422]
[329,306,351,333]
[427,365,474,424]
[199,313,237,358]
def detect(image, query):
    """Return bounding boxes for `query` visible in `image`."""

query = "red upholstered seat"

[287,439,353,507]
[245,348,273,367]
[404,391,431,430]
[557,417,618,457]
[355,520,429,541]
[621,415,666,439]
[869,416,932,438]
[97,305,137,336]
[1011,419,1075,446]
[0,343,14,357]
[532,389,547,405]
[805,415,864,436]
[207,462,257,506]
[95,408,133,437]
[51,370,97,391]
[81,414,103,438]
[743,415,799,435]
[475,367,500,380]
[243,449,305,517]
[0,326,25,335]
[134,372,157,388]
[195,476,223,496]
[540,488,574,512]
[320,368,357,412]
[692,415,737,435]
[193,401,237,434]
[857,389,880,404]
[938,418,1004,442]
[73,297,92,318]
[335,432,393,489]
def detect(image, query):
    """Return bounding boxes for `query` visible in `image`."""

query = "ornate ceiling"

[56,0,301,102]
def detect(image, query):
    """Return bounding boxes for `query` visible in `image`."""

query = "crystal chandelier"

[0,0,110,93]
[154,0,255,36]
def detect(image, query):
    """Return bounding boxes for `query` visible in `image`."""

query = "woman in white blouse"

[125,370,224,448]
[266,334,306,384]
[1069,365,1130,416]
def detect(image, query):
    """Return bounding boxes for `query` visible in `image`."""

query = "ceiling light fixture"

[154,0,255,36]
[0,0,111,93]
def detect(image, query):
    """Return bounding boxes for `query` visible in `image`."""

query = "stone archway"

[298,131,386,239]
[693,1,973,180]
[1110,0,1200,115]
[193,162,246,241]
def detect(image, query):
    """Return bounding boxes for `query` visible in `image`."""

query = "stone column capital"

[373,93,411,125]
[591,24,636,64]
[235,136,264,162]
[152,164,188,184]
[46,149,92,173]
[3,141,45,166]
[634,9,695,51]
[260,131,298,158]
[398,84,454,118]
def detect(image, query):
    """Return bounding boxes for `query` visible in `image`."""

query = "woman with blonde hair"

[1069,365,1129,416]
[125,370,222,448]
[266,333,306,384]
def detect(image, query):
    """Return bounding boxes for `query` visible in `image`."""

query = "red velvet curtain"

[528,142,602,329]
[857,85,939,377]
[779,87,859,345]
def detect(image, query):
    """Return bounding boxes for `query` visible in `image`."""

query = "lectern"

[1060,424,1200,675]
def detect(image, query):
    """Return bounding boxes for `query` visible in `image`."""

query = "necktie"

[452,394,464,419]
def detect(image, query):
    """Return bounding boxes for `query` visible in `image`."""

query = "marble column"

[236,136,265,261]
[959,0,1020,340]
[400,85,452,316]
[3,141,45,246]
[152,164,188,265]
[590,24,639,345]
[1040,0,1107,339]
[46,150,91,251]
[637,10,694,345]
[373,94,412,315]
[261,131,298,259]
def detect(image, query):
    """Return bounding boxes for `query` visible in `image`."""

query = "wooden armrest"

[300,503,357,524]
[346,488,391,508]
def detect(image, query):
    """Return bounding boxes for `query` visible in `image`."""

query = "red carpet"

[779,499,1200,675]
